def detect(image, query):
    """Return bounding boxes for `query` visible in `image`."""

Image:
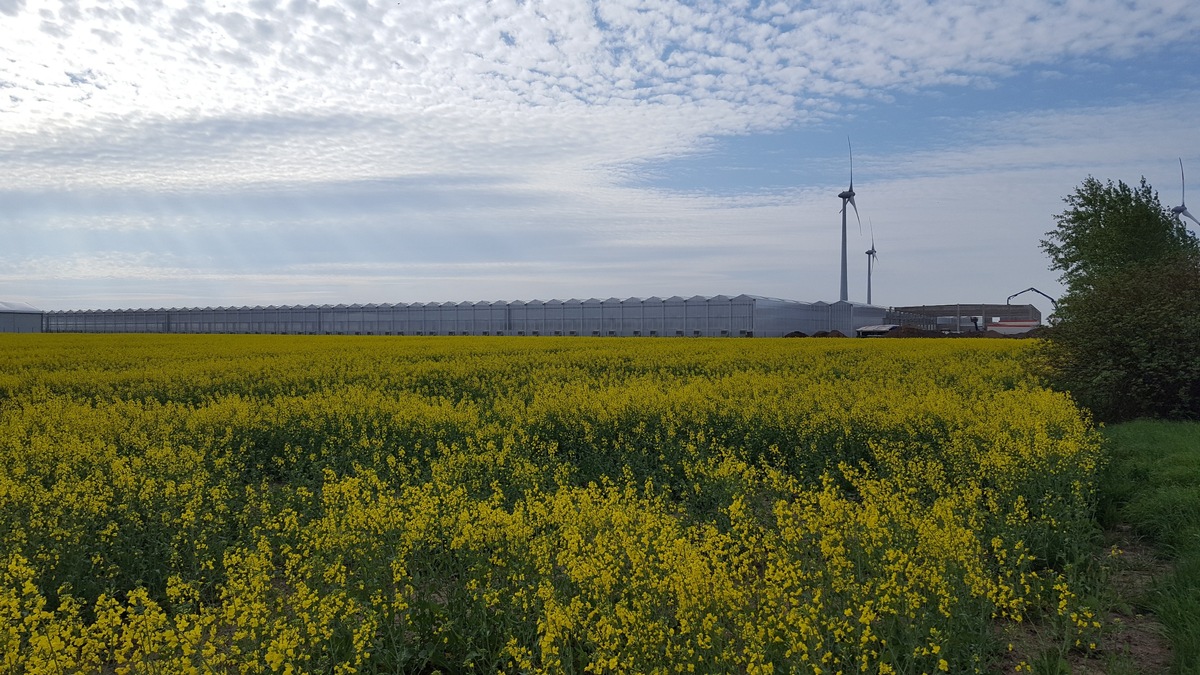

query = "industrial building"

[0,300,42,333]
[21,295,933,337]
[893,304,1042,335]
[3,296,1043,337]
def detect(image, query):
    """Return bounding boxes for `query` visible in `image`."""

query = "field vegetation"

[0,335,1104,673]
[1035,173,1200,673]
[1100,420,1200,672]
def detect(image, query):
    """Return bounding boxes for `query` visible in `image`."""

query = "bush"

[1040,252,1200,422]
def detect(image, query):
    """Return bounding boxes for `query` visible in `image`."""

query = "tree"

[1041,176,1196,294]
[1039,176,1200,422]
[1041,252,1200,421]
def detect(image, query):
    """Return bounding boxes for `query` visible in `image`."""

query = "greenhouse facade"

[0,300,43,333]
[41,295,906,337]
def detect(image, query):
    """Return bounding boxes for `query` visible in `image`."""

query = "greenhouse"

[41,295,906,337]
[0,300,42,333]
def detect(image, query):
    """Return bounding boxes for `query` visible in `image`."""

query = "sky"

[2,0,1198,319]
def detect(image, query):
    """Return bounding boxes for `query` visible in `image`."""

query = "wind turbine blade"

[848,137,854,190]
[849,197,861,230]
[1183,207,1200,227]
[1182,158,1188,203]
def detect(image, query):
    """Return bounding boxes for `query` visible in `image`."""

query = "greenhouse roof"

[0,300,40,313]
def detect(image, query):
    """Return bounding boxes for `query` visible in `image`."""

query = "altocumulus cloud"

[0,0,1198,310]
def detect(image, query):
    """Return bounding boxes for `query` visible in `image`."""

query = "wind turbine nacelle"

[838,189,855,199]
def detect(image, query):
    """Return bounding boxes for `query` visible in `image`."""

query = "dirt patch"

[995,526,1173,674]
[1082,528,1174,674]
[1106,527,1172,605]
[881,325,943,338]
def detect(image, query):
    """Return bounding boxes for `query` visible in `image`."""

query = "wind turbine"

[865,219,878,305]
[838,137,861,302]
[1173,158,1200,227]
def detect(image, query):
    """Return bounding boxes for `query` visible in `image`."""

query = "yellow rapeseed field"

[0,335,1101,673]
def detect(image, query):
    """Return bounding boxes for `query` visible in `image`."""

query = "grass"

[1099,420,1200,673]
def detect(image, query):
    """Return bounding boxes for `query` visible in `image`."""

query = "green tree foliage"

[1040,175,1200,422]
[1041,252,1200,421]
[1041,176,1196,292]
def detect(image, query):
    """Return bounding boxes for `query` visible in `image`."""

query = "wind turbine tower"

[865,220,878,305]
[838,138,861,303]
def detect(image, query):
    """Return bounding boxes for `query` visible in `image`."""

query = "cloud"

[867,97,1200,182]
[2,0,1197,316]
[4,0,1195,198]
[0,0,25,17]
[6,0,1196,130]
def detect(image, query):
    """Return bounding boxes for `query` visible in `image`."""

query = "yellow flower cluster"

[0,335,1101,673]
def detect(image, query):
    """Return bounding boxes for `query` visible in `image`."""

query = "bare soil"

[998,525,1173,674]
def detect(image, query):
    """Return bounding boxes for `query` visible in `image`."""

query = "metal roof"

[0,300,40,313]
[40,294,825,314]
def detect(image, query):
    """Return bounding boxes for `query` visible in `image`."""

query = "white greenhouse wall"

[0,312,42,333]
[0,301,44,333]
[41,295,899,337]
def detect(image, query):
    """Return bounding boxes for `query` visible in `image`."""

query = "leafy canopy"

[1041,176,1197,294]
[1039,174,1200,422]
[1042,252,1200,421]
